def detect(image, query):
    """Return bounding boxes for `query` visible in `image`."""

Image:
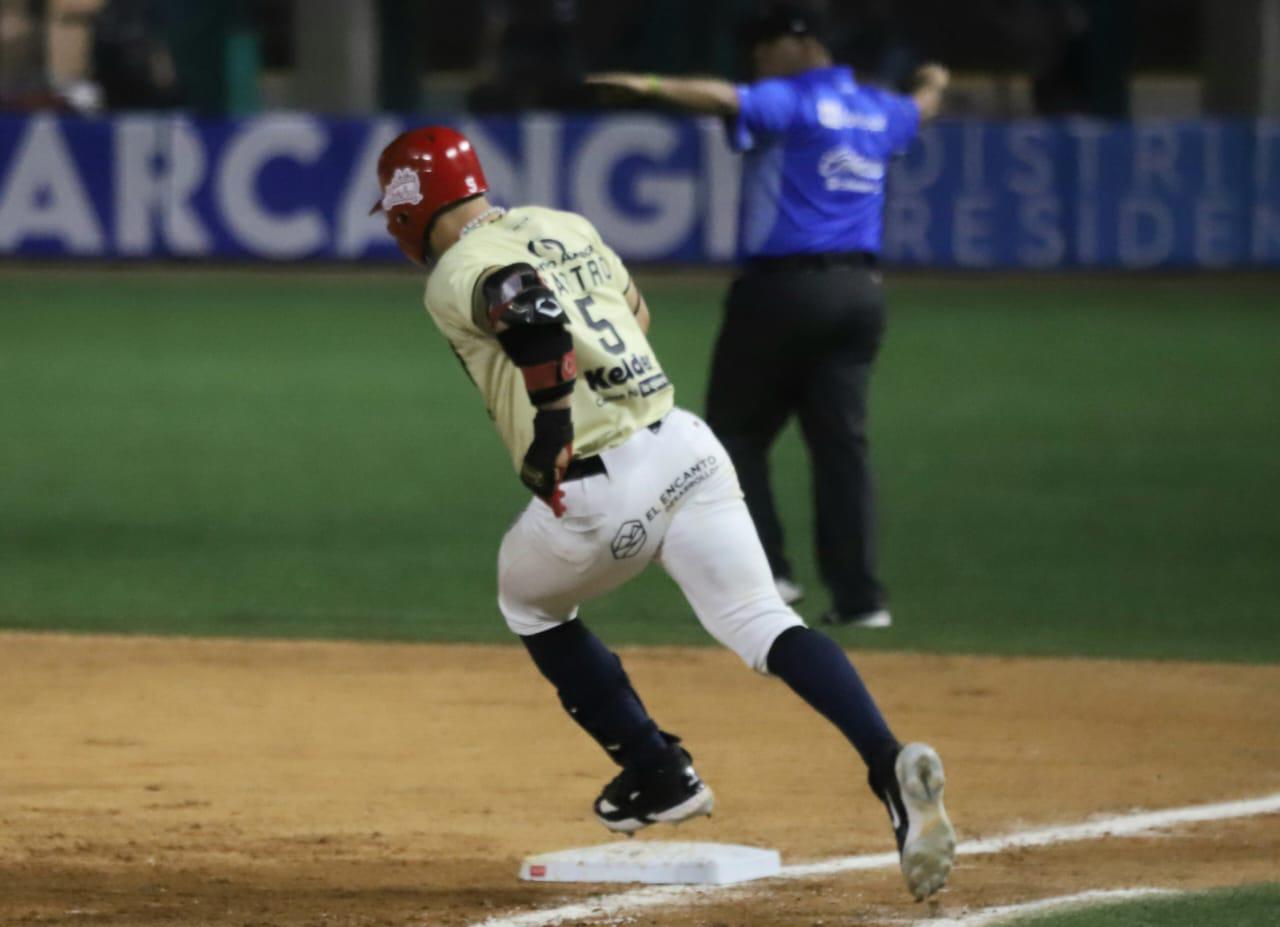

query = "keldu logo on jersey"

[381,167,424,210]
[584,352,670,397]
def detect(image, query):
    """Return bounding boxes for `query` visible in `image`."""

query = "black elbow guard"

[485,263,577,404]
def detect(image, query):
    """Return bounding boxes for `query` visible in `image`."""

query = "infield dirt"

[2,633,1277,926]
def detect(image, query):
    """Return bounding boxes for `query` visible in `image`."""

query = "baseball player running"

[373,126,956,901]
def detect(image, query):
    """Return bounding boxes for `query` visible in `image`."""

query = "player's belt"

[563,418,666,482]
[563,455,607,482]
[744,250,878,273]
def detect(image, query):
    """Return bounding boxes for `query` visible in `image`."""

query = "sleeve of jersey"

[423,254,487,336]
[730,78,801,152]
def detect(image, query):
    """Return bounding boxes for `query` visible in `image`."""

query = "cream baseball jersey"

[424,206,674,471]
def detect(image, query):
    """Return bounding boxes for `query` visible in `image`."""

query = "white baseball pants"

[497,407,806,672]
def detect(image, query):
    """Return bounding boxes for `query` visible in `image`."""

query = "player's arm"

[585,73,739,116]
[910,63,950,121]
[625,281,651,334]
[478,263,578,517]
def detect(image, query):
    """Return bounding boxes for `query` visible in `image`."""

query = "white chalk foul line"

[470,792,1280,927]
[914,887,1178,927]
[788,790,1280,877]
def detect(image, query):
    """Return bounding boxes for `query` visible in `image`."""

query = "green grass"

[2,268,1278,661]
[1010,883,1280,926]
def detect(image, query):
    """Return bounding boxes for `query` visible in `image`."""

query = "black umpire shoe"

[869,742,956,901]
[593,743,715,834]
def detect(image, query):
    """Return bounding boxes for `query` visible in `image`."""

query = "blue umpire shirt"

[731,65,919,258]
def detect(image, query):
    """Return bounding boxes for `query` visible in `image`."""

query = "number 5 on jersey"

[575,296,627,356]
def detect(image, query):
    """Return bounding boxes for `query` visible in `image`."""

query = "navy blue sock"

[521,619,671,770]
[766,626,898,767]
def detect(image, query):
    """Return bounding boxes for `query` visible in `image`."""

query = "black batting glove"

[520,407,573,517]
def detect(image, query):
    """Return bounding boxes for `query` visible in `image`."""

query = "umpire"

[589,4,949,627]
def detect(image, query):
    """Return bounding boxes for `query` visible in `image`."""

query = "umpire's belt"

[562,417,665,482]
[744,250,878,273]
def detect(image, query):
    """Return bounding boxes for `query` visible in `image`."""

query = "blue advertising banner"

[0,113,1277,267]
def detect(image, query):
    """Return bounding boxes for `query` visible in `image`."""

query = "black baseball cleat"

[869,742,956,901]
[593,743,715,834]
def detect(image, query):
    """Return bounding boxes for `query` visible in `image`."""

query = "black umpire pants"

[705,257,886,616]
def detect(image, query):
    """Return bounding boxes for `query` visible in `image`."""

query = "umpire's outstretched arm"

[586,66,950,123]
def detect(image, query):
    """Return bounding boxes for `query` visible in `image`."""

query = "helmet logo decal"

[382,167,424,211]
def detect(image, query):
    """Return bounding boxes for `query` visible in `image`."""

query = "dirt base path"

[2,633,1277,926]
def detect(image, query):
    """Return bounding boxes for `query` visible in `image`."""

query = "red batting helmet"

[372,126,489,265]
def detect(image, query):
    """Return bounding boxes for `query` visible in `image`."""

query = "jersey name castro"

[424,206,675,471]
